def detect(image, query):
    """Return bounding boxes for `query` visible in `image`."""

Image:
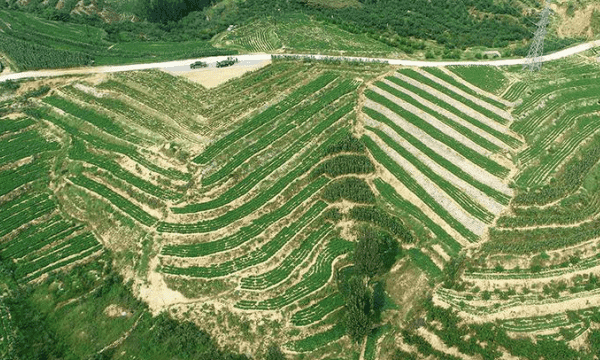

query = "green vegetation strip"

[162,180,329,258]
[70,175,158,227]
[162,201,327,278]
[374,179,462,255]
[173,103,353,214]
[285,322,346,352]
[291,293,345,326]
[0,159,51,197]
[0,216,83,260]
[15,232,100,282]
[235,238,354,310]
[0,117,34,135]
[375,81,501,153]
[193,72,338,164]
[407,248,443,278]
[0,129,60,166]
[31,108,190,181]
[364,107,510,205]
[160,129,350,234]
[363,135,478,243]
[0,192,56,237]
[367,126,494,223]
[69,139,180,200]
[364,324,391,360]
[365,90,509,178]
[203,79,358,186]
[240,222,333,290]
[437,67,507,104]
[385,76,521,148]
[43,96,128,140]
[397,69,509,125]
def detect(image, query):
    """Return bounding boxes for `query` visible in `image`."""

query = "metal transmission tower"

[523,3,552,72]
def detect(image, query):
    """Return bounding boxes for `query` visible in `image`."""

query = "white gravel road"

[1,40,599,82]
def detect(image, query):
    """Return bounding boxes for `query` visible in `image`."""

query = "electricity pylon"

[522,2,552,72]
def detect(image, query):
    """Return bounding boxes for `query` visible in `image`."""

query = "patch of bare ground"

[367,131,487,236]
[364,98,511,195]
[417,327,477,360]
[370,85,494,157]
[104,304,134,318]
[436,288,600,323]
[386,259,430,321]
[370,150,470,247]
[163,59,272,89]
[137,256,196,314]
[393,72,513,131]
[551,2,600,39]
[380,78,513,151]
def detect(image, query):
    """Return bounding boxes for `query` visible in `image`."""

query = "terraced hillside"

[3,53,600,359]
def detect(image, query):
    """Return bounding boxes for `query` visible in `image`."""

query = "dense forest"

[1,0,546,52]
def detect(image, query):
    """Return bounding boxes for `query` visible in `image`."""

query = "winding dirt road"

[0,40,599,83]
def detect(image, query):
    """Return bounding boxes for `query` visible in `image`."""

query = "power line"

[522,1,552,72]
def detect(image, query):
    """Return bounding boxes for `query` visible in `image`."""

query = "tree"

[264,344,286,360]
[353,227,399,278]
[342,276,373,343]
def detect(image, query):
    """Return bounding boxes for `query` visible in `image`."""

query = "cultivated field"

[2,53,600,359]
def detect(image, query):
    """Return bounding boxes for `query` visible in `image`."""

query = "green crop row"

[159,129,350,233]
[423,68,508,109]
[374,81,502,153]
[407,248,443,278]
[513,133,600,206]
[0,117,34,135]
[240,222,333,290]
[0,158,51,197]
[517,115,600,188]
[234,238,354,310]
[502,81,528,102]
[485,219,600,254]
[385,76,521,149]
[517,102,600,165]
[43,96,130,140]
[285,322,346,352]
[202,79,358,186]
[397,69,509,125]
[0,192,56,238]
[363,136,479,243]
[69,139,180,200]
[291,292,345,326]
[367,126,495,223]
[496,191,600,228]
[365,90,510,178]
[193,72,338,164]
[0,129,60,166]
[0,216,83,260]
[173,103,353,214]
[374,179,462,256]
[15,232,100,281]
[70,175,158,227]
[162,201,327,278]
[513,85,600,137]
[364,107,510,205]
[0,32,92,71]
[513,75,600,117]
[31,108,190,181]
[163,180,330,257]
